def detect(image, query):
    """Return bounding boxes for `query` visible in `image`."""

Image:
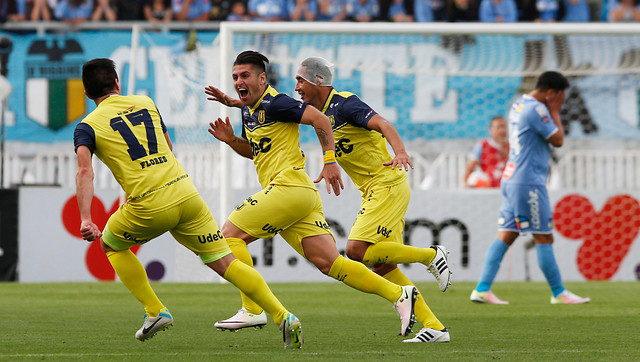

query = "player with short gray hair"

[293,56,452,343]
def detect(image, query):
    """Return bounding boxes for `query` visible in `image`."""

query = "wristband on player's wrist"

[323,150,336,165]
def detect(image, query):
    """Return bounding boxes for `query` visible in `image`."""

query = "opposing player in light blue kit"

[470,71,590,305]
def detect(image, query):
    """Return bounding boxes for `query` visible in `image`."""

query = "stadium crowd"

[0,0,636,24]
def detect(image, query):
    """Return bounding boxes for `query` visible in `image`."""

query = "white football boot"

[403,327,450,343]
[394,285,418,337]
[551,290,591,304]
[427,245,452,292]
[135,307,173,341]
[470,289,509,304]
[214,307,268,331]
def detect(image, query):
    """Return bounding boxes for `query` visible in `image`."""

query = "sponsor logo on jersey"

[528,189,541,229]
[250,137,272,156]
[502,162,515,179]
[123,232,150,244]
[262,223,283,234]
[198,230,224,243]
[335,138,353,157]
[376,225,392,238]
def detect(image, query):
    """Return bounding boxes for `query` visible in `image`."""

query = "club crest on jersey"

[535,105,549,122]
[515,103,524,112]
[329,115,335,128]
[258,110,266,124]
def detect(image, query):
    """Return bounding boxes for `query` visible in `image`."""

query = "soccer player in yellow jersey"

[74,58,303,348]
[205,50,419,338]
[292,57,451,343]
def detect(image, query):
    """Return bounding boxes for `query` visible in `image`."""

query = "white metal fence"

[2,148,638,191]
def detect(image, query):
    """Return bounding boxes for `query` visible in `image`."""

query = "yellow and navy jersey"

[321,88,406,193]
[74,94,197,211]
[241,85,314,189]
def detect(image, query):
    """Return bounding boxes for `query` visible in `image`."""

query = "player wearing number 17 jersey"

[73,58,302,348]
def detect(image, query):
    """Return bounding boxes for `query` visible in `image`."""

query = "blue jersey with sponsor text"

[502,94,558,185]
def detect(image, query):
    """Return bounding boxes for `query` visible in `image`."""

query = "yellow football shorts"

[102,194,231,263]
[228,183,334,258]
[349,180,410,244]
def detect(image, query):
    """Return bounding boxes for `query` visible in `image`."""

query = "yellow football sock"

[223,259,287,325]
[362,242,437,266]
[226,237,264,315]
[328,255,401,303]
[106,249,164,317]
[383,268,445,330]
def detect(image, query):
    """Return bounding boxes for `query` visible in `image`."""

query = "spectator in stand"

[54,0,93,25]
[431,0,447,19]
[172,0,211,20]
[388,0,413,20]
[607,0,640,21]
[117,0,145,20]
[91,0,116,21]
[144,0,172,23]
[210,0,232,20]
[226,0,249,19]
[28,0,53,20]
[446,0,478,21]
[535,0,558,21]
[316,0,347,20]
[287,0,318,20]
[478,0,518,21]
[247,0,287,21]
[557,0,589,21]
[463,115,509,188]
[0,0,25,21]
[414,0,434,20]
[516,0,539,20]
[346,0,378,21]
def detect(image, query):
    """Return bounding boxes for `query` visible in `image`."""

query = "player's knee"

[345,243,365,261]
[372,263,396,276]
[308,255,333,275]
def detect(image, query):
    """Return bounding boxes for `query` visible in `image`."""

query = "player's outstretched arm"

[367,114,414,171]
[300,107,344,195]
[204,85,243,108]
[75,146,102,242]
[208,117,254,159]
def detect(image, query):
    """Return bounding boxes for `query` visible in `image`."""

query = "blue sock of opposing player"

[476,239,509,292]
[535,244,564,297]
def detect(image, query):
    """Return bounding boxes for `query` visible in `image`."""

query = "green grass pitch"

[1,281,638,361]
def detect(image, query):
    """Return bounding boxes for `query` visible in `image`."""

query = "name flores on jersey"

[140,156,168,169]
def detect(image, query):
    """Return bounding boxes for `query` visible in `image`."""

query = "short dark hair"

[233,50,269,74]
[489,115,505,126]
[82,58,118,100]
[535,71,570,92]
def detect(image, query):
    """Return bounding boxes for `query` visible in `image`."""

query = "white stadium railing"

[3,149,638,191]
